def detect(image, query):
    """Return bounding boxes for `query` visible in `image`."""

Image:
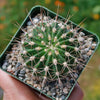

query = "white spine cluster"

[65,52,70,57]
[30,56,35,61]
[28,33,33,38]
[35,47,42,51]
[41,26,45,32]
[61,45,67,49]
[29,41,35,46]
[53,59,57,65]
[52,27,57,33]
[38,33,44,38]
[40,56,45,62]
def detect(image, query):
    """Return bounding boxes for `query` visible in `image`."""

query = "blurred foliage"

[0,0,100,100]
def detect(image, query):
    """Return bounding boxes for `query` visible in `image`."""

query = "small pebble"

[12,67,16,72]
[34,84,38,88]
[47,91,52,96]
[14,69,20,76]
[7,65,12,72]
[51,88,56,93]
[26,81,33,85]
[81,50,86,54]
[87,50,92,56]
[76,66,82,71]
[2,65,7,70]
[52,92,56,96]
[6,54,11,59]
[27,21,32,26]
[78,37,84,42]
[20,70,26,74]
[32,18,39,23]
[44,86,49,91]
[42,89,46,93]
[88,38,93,41]
[16,62,21,68]
[61,95,66,100]
[84,48,89,52]
[92,43,96,47]
[14,51,19,55]
[66,83,72,89]
[56,97,59,100]
[12,62,16,66]
[70,79,74,84]
[37,84,41,90]
[80,32,85,36]
[23,78,30,82]
[91,43,96,49]
[26,69,29,73]
[82,55,89,59]
[12,57,17,61]
[63,87,68,94]
[74,73,78,78]
[56,88,60,93]
[2,62,8,70]
[18,73,25,77]
[9,59,12,63]
[19,77,23,80]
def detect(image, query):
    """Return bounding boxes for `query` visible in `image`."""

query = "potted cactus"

[0,5,99,100]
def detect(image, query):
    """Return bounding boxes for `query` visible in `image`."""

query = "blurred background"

[0,0,100,100]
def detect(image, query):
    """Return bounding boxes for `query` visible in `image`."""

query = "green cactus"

[18,13,94,88]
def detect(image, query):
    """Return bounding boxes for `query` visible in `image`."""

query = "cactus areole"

[0,6,99,100]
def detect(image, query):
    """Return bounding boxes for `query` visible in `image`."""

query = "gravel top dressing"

[0,6,99,100]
